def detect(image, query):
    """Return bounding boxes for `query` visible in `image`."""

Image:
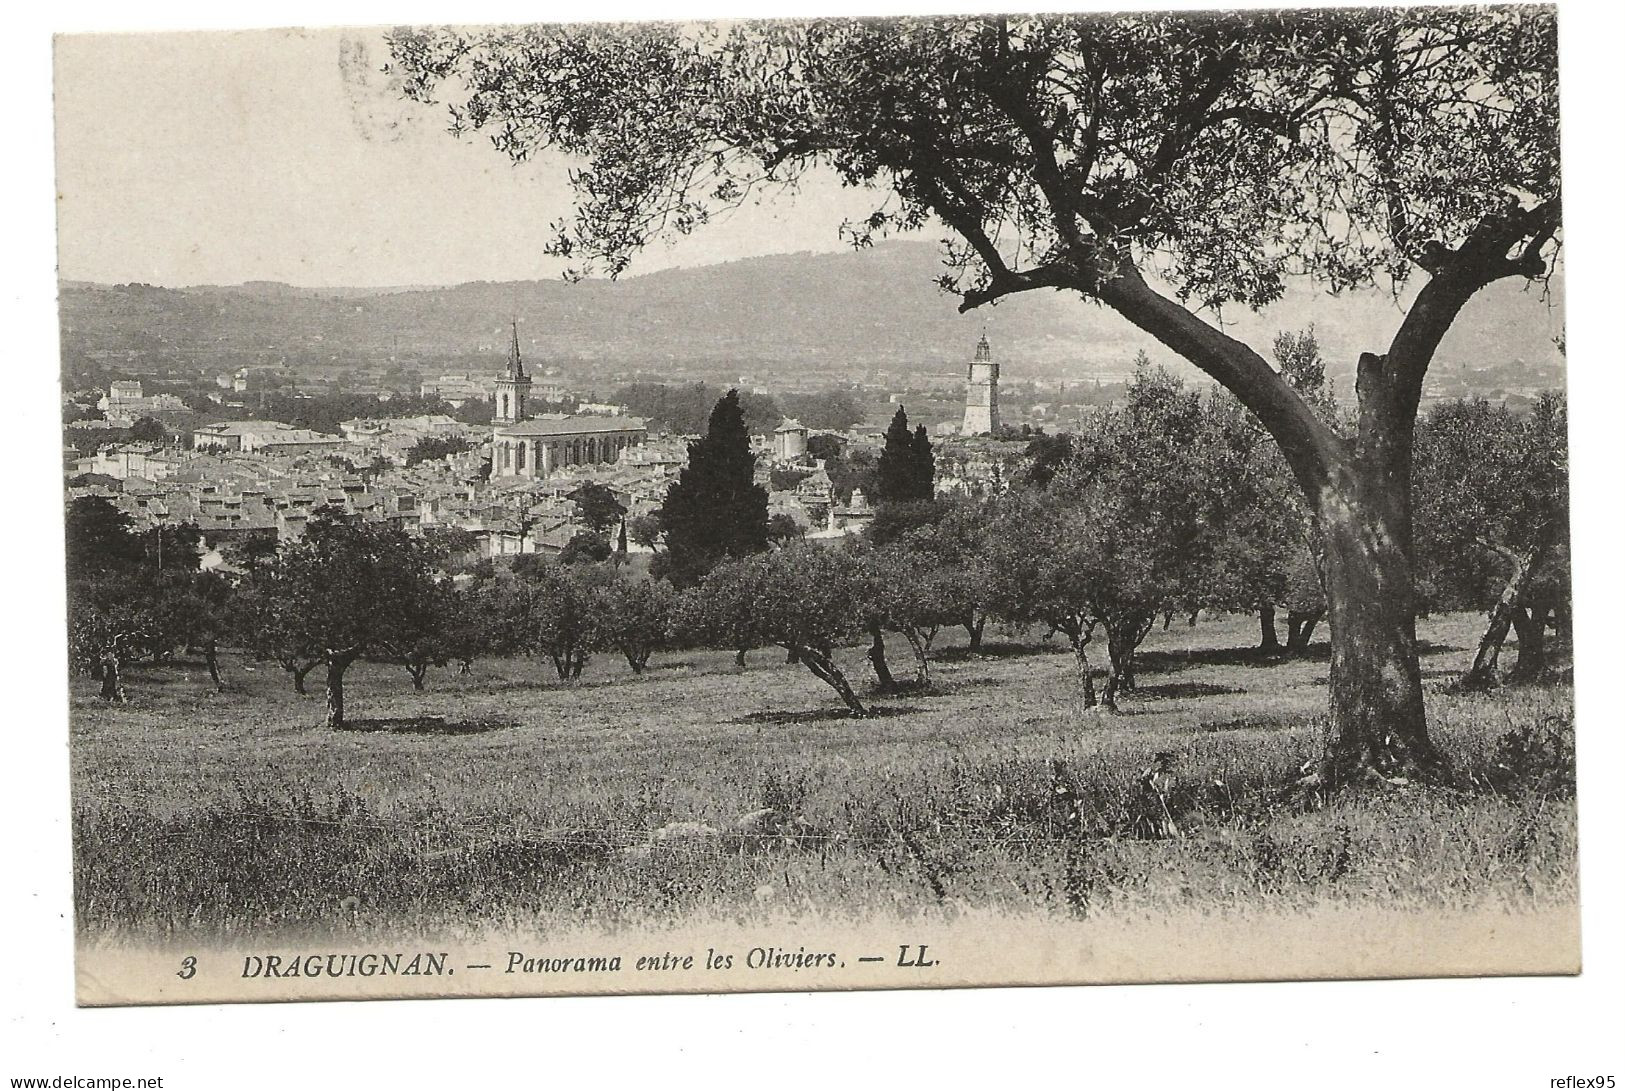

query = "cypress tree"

[910,424,935,500]
[658,390,769,587]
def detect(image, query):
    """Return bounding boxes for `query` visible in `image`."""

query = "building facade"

[962,333,1001,436]
[773,418,809,460]
[490,323,646,479]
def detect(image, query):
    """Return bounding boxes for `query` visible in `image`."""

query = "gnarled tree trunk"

[283,656,319,696]
[325,662,346,728]
[964,613,985,652]
[1101,612,1153,713]
[204,640,222,689]
[1509,605,1550,682]
[1462,542,1540,690]
[1057,617,1097,710]
[795,643,868,716]
[98,646,125,703]
[899,627,930,686]
[1285,609,1324,656]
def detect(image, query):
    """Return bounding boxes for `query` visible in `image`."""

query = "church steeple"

[494,320,533,426]
[505,320,527,381]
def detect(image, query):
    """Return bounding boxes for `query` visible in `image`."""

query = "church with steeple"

[489,322,646,480]
[962,332,1001,436]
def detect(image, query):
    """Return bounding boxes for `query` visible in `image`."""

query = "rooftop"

[496,416,647,438]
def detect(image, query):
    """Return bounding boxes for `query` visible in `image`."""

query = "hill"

[59,240,1565,389]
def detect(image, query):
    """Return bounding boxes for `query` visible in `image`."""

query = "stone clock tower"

[962,332,1000,436]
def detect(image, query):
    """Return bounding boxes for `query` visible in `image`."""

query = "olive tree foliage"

[475,562,611,681]
[592,572,676,673]
[679,544,871,715]
[890,496,998,651]
[65,498,235,699]
[849,541,966,689]
[389,10,1560,789]
[1061,372,1223,708]
[242,513,443,728]
[979,490,1110,709]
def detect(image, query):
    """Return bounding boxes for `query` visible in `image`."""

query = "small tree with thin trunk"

[899,496,997,652]
[980,491,1108,709]
[855,543,963,688]
[1203,329,1339,654]
[1048,367,1229,706]
[378,580,465,690]
[486,562,612,681]
[593,571,675,673]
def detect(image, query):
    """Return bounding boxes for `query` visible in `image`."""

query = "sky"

[53,27,896,287]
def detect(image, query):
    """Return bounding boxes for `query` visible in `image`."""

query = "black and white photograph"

[25,0,1622,1048]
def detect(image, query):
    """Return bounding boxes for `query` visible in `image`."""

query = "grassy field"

[69,612,1577,943]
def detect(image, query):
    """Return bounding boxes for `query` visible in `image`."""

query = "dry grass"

[69,613,1578,943]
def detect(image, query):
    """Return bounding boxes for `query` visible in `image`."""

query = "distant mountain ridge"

[59,240,1565,387]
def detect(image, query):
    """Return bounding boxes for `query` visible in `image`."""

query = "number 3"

[177,956,197,980]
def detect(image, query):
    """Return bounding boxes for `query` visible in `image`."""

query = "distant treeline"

[612,383,866,435]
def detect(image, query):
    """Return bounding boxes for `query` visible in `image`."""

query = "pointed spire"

[506,319,527,381]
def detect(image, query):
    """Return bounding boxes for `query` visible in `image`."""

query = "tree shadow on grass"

[1137,645,1319,672]
[1137,638,1466,675]
[731,706,924,726]
[339,716,515,735]
[926,676,1008,696]
[1131,681,1245,702]
[933,641,1065,663]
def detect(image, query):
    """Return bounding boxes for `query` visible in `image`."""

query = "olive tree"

[683,544,871,715]
[1413,394,1569,688]
[390,9,1560,787]
[249,513,441,728]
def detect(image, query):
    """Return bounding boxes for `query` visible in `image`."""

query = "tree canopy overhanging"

[387,9,1562,790]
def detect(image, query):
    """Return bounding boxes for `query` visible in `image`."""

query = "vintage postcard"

[56,7,1578,1008]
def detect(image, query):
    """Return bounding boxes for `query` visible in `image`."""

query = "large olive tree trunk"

[794,643,869,716]
[98,645,125,703]
[1315,462,1445,786]
[866,622,895,688]
[1509,605,1551,682]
